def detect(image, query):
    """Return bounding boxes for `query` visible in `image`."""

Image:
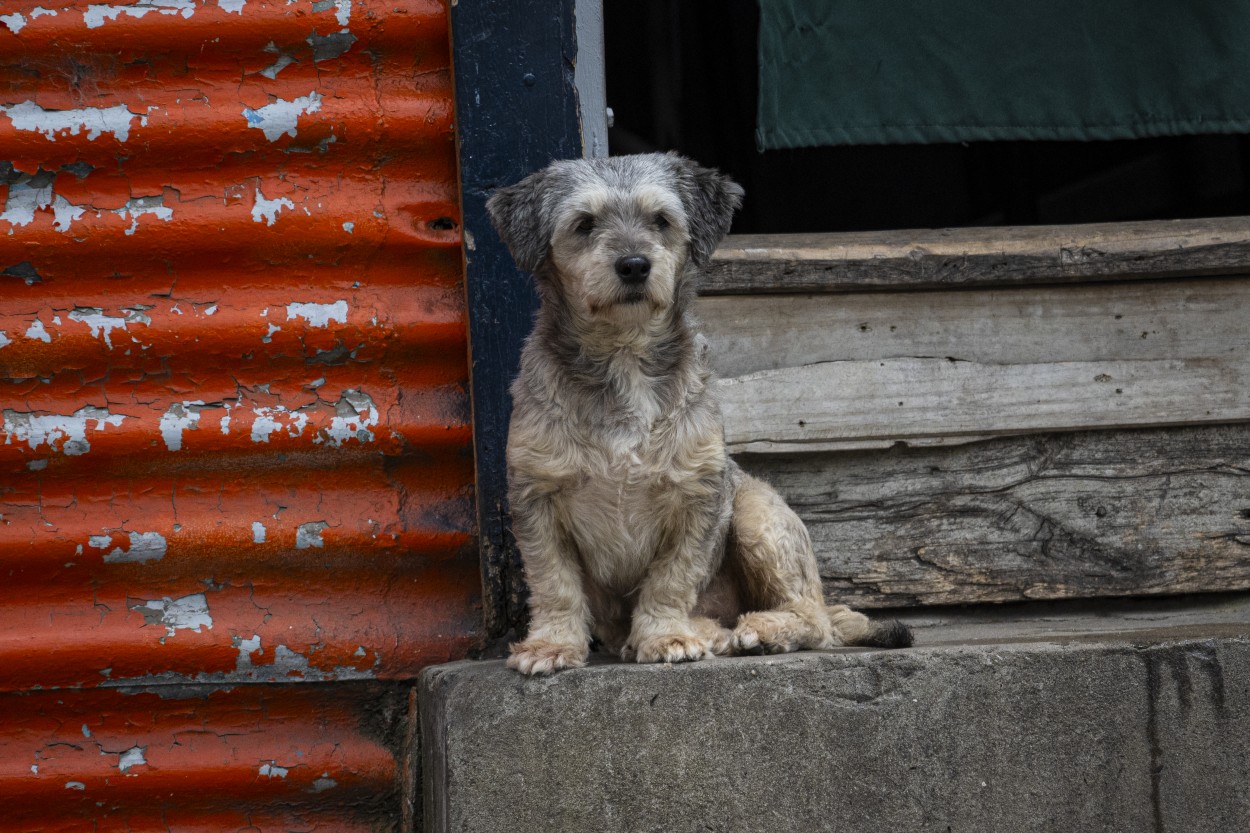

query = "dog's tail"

[828,604,913,649]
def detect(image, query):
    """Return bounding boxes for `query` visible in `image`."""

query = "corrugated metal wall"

[0,0,480,827]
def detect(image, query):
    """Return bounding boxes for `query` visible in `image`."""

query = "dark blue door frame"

[451,0,588,637]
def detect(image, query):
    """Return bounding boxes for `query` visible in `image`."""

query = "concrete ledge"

[420,598,1250,833]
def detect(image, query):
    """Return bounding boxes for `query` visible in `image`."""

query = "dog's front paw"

[507,639,588,675]
[631,633,710,664]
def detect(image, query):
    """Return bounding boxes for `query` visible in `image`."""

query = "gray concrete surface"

[420,597,1250,833]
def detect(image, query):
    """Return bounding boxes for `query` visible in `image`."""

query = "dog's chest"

[559,438,677,589]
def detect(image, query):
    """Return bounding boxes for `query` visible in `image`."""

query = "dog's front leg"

[506,482,592,676]
[625,502,721,664]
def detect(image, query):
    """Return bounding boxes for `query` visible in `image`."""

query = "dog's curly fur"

[488,152,911,675]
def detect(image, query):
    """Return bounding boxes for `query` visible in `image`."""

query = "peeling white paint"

[252,188,294,226]
[1,13,26,34]
[130,593,212,637]
[118,746,147,773]
[317,389,378,446]
[0,332,9,349]
[88,535,113,549]
[27,459,48,471]
[286,300,347,328]
[3,406,126,455]
[242,91,323,141]
[104,531,167,564]
[52,195,86,232]
[159,401,204,451]
[218,0,246,14]
[296,521,328,549]
[260,42,297,79]
[1,100,140,141]
[81,724,92,738]
[334,0,352,27]
[68,307,151,349]
[252,521,266,543]
[31,7,57,18]
[83,1,196,29]
[342,221,354,234]
[25,319,51,343]
[259,762,289,779]
[114,195,173,235]
[2,178,54,228]
[251,406,308,442]
[262,322,281,343]
[204,304,218,316]
[65,781,85,790]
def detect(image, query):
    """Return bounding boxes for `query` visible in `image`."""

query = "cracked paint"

[2,177,54,228]
[0,6,481,812]
[68,306,151,349]
[295,521,328,549]
[102,531,168,565]
[242,92,323,141]
[286,300,348,328]
[318,389,378,446]
[3,407,126,455]
[24,319,51,343]
[250,405,309,442]
[0,101,142,142]
[130,593,213,637]
[259,762,289,779]
[117,746,147,773]
[252,188,295,226]
[83,1,196,29]
[159,401,204,451]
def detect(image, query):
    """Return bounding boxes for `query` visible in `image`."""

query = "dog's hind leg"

[728,473,911,653]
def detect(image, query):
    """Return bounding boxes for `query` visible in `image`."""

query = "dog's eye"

[654,214,670,230]
[575,217,595,234]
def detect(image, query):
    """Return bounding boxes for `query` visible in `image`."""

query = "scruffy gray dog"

[488,152,911,675]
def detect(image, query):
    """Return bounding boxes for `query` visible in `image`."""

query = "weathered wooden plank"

[737,425,1250,609]
[718,355,1250,454]
[698,278,1250,378]
[703,216,1250,295]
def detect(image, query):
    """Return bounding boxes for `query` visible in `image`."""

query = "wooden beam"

[702,277,1250,452]
[719,355,1250,454]
[738,425,1250,608]
[698,278,1250,379]
[702,216,1250,295]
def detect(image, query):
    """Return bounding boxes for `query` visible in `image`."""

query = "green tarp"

[757,0,1250,148]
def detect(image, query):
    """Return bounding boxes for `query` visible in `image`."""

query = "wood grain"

[737,425,1250,609]
[698,278,1250,378]
[717,355,1250,454]
[703,216,1250,295]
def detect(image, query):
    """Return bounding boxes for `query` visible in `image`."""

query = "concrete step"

[419,595,1250,833]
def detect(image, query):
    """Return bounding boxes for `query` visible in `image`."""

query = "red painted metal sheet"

[0,684,409,831]
[0,0,478,827]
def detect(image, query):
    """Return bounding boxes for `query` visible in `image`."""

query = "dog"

[487,152,912,675]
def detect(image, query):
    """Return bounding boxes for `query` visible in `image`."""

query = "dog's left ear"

[672,154,745,268]
[486,168,558,274]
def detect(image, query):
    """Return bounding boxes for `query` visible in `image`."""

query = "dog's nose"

[615,255,651,285]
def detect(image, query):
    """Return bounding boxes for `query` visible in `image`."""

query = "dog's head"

[486,153,743,325]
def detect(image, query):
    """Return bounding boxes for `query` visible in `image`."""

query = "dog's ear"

[486,168,558,274]
[672,154,744,268]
